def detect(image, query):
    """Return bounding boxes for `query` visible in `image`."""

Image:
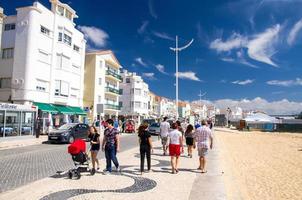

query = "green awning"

[34,102,58,113]
[69,106,87,115]
[52,104,74,114]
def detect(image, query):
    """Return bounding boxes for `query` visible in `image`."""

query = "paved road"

[0,134,140,193]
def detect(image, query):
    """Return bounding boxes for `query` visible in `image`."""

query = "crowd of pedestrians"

[86,117,213,175]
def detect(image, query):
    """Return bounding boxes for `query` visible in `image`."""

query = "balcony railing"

[106,70,122,81]
[105,86,120,95]
[105,103,121,110]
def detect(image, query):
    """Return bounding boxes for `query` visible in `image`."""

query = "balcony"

[105,86,120,95]
[105,103,121,110]
[106,70,122,81]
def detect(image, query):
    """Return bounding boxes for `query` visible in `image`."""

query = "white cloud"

[210,24,281,67]
[138,21,149,34]
[247,24,280,67]
[175,71,201,82]
[209,33,247,52]
[155,64,168,74]
[236,50,258,68]
[153,31,174,41]
[287,19,302,46]
[142,72,156,80]
[267,78,302,87]
[221,57,235,62]
[78,26,109,47]
[135,57,147,67]
[148,0,158,19]
[212,97,302,115]
[232,79,254,85]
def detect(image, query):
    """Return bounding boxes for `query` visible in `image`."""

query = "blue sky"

[2,0,302,113]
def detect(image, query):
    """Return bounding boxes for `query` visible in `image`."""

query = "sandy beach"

[215,128,302,200]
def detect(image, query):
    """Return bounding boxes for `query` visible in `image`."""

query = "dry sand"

[215,128,302,200]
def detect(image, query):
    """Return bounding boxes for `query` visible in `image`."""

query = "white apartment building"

[119,70,149,123]
[0,1,86,131]
[84,50,122,122]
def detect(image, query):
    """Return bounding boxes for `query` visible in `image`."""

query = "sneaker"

[116,167,121,172]
[103,170,110,175]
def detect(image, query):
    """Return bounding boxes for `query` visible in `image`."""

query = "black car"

[48,123,89,144]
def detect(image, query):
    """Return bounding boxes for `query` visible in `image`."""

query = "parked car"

[142,119,156,126]
[147,123,160,136]
[48,123,89,144]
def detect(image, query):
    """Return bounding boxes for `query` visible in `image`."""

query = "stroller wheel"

[68,171,73,179]
[76,168,81,179]
[76,172,81,179]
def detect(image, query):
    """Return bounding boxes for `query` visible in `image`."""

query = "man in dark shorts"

[102,119,121,174]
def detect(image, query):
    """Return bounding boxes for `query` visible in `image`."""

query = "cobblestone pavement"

[0,134,139,193]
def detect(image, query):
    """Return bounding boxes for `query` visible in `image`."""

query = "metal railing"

[105,86,119,95]
[105,103,121,110]
[106,70,122,81]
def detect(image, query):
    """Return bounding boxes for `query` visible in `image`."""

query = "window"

[64,34,72,46]
[40,26,50,36]
[55,80,69,97]
[119,101,123,107]
[4,23,15,31]
[58,31,72,46]
[36,79,48,92]
[126,78,130,83]
[0,78,11,89]
[70,88,79,98]
[98,95,102,103]
[119,89,123,94]
[57,6,64,16]
[38,50,49,63]
[98,78,102,85]
[58,32,63,42]
[65,10,72,20]
[56,54,70,70]
[2,48,14,59]
[134,88,141,96]
[99,61,103,69]
[73,45,79,52]
[144,103,148,109]
[134,101,141,108]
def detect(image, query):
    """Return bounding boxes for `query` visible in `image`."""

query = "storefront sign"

[0,102,36,111]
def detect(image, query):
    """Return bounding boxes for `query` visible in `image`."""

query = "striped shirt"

[194,125,213,149]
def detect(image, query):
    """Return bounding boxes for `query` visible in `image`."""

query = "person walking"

[176,120,184,139]
[168,122,184,174]
[138,123,153,175]
[194,120,213,173]
[88,126,100,173]
[185,124,195,158]
[102,119,121,174]
[160,117,170,155]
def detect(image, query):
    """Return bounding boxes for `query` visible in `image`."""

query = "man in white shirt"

[194,120,213,173]
[160,117,170,155]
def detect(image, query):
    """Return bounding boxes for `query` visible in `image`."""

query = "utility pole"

[170,36,194,119]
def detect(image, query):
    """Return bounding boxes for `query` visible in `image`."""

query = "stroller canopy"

[68,139,86,154]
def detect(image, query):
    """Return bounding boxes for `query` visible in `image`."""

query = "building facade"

[119,70,149,124]
[0,0,86,131]
[83,50,122,122]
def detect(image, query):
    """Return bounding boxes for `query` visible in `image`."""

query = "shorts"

[169,144,181,157]
[198,148,208,157]
[90,149,99,153]
[186,137,194,146]
[161,136,168,145]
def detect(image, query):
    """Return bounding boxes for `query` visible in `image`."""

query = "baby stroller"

[67,139,95,179]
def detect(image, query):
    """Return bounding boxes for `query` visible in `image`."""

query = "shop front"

[0,103,37,138]
[33,102,87,133]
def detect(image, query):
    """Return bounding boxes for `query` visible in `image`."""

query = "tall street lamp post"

[170,36,194,119]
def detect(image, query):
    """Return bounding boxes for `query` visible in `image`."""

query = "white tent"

[244,113,277,123]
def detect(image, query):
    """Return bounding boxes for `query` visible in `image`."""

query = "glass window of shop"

[0,111,35,137]
[0,111,4,137]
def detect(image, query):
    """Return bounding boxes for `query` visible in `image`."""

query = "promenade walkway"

[0,138,227,200]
